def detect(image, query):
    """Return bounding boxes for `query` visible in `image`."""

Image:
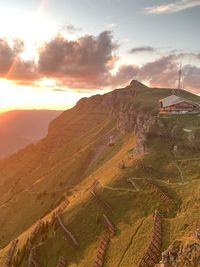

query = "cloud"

[0,34,199,94]
[60,23,82,34]
[181,65,200,92]
[38,31,118,89]
[110,55,178,88]
[110,65,139,88]
[0,39,15,75]
[6,59,39,83]
[145,0,200,14]
[109,55,200,94]
[51,88,65,92]
[106,23,117,29]
[0,39,39,83]
[129,46,156,54]
[181,52,200,60]
[139,55,178,87]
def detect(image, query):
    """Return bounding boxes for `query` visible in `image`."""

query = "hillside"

[0,81,199,267]
[0,110,62,158]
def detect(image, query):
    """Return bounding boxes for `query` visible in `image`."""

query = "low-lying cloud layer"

[0,32,200,94]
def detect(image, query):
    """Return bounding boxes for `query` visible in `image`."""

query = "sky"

[0,0,200,112]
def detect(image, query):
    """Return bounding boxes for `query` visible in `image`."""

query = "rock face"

[102,82,156,155]
[76,80,156,155]
[52,79,186,157]
[112,107,155,134]
[155,240,200,267]
[111,105,156,155]
[76,80,155,133]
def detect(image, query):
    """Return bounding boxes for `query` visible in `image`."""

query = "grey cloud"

[129,46,156,54]
[60,24,82,34]
[110,55,200,94]
[38,31,118,89]
[145,0,200,14]
[110,65,139,88]
[0,34,199,94]
[0,39,16,75]
[0,38,39,82]
[182,65,200,93]
[139,55,178,87]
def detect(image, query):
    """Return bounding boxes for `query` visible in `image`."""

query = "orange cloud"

[0,35,199,94]
[0,38,39,84]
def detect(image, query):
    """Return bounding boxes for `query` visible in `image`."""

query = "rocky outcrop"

[155,240,200,267]
[51,80,156,142]
[107,96,156,155]
[99,81,157,154]
[55,256,67,267]
[112,106,156,154]
[112,106,155,134]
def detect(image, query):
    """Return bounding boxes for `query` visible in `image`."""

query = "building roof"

[159,95,199,108]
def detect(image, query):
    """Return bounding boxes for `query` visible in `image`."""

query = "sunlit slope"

[0,130,30,159]
[0,114,117,248]
[0,126,199,267]
[35,123,200,267]
[0,81,199,266]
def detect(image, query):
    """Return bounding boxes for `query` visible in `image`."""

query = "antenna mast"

[177,64,182,95]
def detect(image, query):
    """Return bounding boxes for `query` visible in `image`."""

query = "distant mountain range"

[0,110,62,158]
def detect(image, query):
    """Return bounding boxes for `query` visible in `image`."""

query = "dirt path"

[127,177,141,191]
[175,157,200,162]
[172,161,185,184]
[98,180,138,193]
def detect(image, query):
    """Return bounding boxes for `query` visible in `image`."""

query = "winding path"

[56,215,79,247]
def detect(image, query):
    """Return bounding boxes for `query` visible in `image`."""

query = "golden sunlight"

[0,79,91,112]
[34,78,57,88]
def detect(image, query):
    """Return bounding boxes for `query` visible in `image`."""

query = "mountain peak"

[129,79,148,89]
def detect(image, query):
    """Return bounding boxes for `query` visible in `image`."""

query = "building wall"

[159,101,199,113]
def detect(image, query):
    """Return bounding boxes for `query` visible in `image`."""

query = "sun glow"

[0,6,58,62]
[34,78,57,88]
[0,79,92,113]
[0,79,13,89]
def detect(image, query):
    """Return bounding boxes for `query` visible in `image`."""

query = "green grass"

[0,83,199,266]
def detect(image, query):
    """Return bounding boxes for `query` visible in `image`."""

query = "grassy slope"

[0,117,117,248]
[0,128,199,266]
[42,131,199,267]
[0,82,199,266]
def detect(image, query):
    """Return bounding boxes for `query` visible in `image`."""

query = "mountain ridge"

[0,81,199,266]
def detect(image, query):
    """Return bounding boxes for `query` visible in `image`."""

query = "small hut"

[159,95,199,114]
